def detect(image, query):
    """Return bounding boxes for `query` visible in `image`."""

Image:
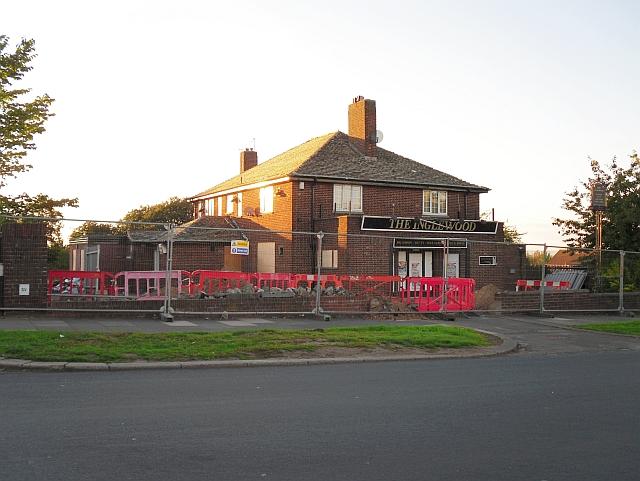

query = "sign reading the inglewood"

[360,216,498,234]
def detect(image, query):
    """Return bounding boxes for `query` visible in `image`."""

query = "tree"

[503,224,523,244]
[69,221,123,240]
[526,250,551,266]
[0,35,77,243]
[553,153,640,251]
[121,197,193,226]
[481,210,523,243]
[69,197,193,238]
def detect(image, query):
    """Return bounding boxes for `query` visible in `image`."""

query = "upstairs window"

[217,197,222,216]
[333,184,362,213]
[423,190,447,215]
[205,198,214,216]
[226,195,235,214]
[260,186,274,214]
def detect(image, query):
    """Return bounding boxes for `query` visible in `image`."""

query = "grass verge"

[0,325,490,363]
[575,320,640,336]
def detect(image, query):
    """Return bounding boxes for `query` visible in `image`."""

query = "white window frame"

[205,198,214,216]
[260,186,274,214]
[478,255,497,266]
[226,195,234,215]
[423,190,448,215]
[217,197,222,216]
[321,249,338,269]
[333,184,362,213]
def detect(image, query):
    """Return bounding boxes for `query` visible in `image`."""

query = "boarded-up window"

[257,242,275,273]
[321,249,338,269]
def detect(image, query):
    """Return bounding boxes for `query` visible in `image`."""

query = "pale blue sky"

[4,0,639,245]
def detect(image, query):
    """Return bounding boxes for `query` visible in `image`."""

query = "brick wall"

[468,240,524,291]
[172,242,227,272]
[496,291,640,311]
[294,182,482,222]
[70,240,156,273]
[50,296,370,314]
[1,222,48,308]
[189,179,501,283]
[348,97,377,157]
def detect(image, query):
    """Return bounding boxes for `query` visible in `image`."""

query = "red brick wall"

[496,291,640,311]
[468,240,524,291]
[240,149,258,173]
[1,222,48,308]
[70,241,156,273]
[172,242,227,272]
[191,179,497,282]
[348,97,377,157]
[288,181,481,221]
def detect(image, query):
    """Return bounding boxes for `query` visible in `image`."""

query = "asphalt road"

[3,350,640,481]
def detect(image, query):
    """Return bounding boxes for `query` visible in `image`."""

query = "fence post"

[315,231,324,318]
[442,238,449,313]
[539,244,547,314]
[161,224,174,322]
[619,250,625,314]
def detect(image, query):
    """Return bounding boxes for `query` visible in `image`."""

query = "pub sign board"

[361,216,498,234]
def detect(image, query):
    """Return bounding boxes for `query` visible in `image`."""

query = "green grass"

[575,320,640,336]
[0,325,490,363]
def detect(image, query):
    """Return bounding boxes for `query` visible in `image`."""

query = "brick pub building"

[189,96,523,290]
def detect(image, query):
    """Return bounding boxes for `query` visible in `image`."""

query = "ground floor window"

[321,249,338,268]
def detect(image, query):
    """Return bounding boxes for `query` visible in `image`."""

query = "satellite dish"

[375,130,384,143]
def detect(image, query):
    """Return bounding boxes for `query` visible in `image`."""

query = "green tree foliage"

[526,250,551,267]
[69,221,123,240]
[0,35,77,243]
[482,210,522,243]
[121,197,193,225]
[503,224,523,244]
[69,197,192,238]
[554,154,640,292]
[553,153,640,251]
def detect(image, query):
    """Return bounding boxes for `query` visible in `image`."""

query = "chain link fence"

[1,216,638,318]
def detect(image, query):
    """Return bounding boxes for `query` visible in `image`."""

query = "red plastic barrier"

[48,270,115,298]
[256,273,295,290]
[516,280,571,291]
[190,270,257,295]
[400,277,475,312]
[340,275,401,296]
[291,274,343,289]
[112,270,192,300]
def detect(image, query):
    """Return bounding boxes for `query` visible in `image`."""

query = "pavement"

[1,311,638,371]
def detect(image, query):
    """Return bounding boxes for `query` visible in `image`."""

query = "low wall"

[497,290,640,312]
[47,295,374,315]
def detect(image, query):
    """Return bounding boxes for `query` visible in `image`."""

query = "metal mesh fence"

[169,225,320,314]
[0,215,637,316]
[623,251,640,312]
[1,217,169,313]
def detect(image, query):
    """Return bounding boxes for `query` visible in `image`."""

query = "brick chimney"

[240,148,258,173]
[348,96,377,157]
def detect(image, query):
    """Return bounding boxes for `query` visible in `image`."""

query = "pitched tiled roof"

[128,216,265,243]
[192,131,487,199]
[548,249,589,267]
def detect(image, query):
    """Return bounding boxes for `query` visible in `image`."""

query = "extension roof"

[128,217,265,243]
[192,131,488,199]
